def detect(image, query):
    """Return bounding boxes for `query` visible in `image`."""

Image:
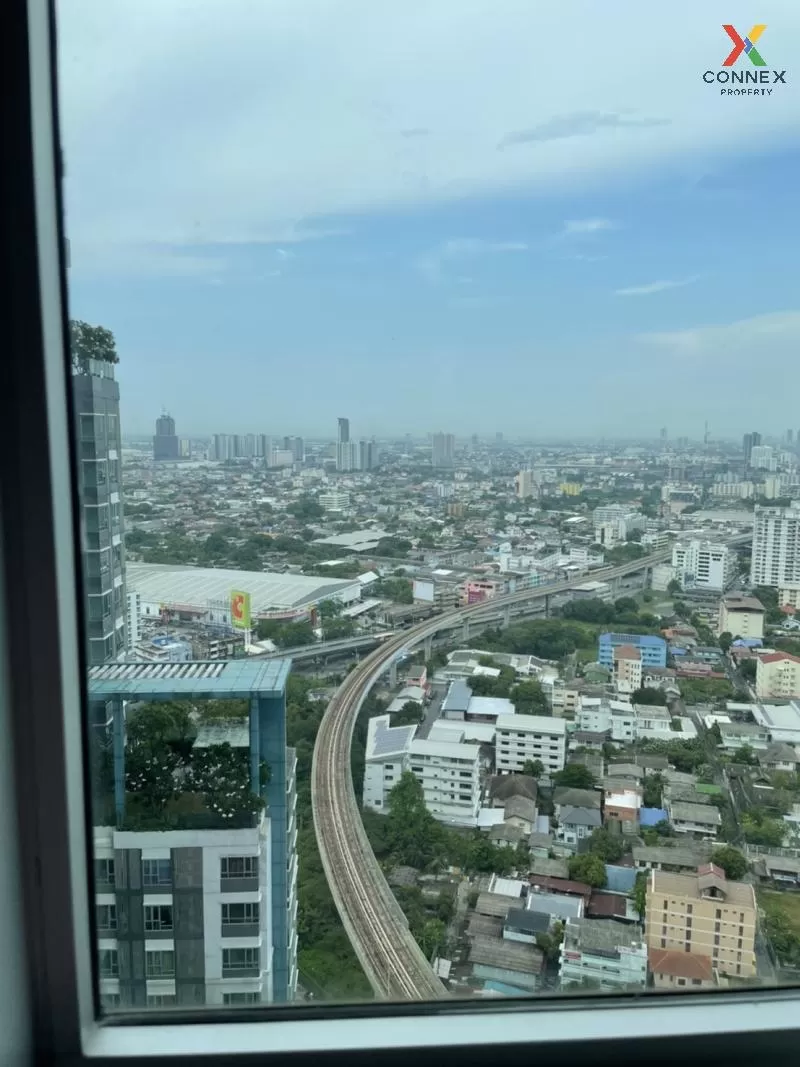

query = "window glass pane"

[57,0,790,1021]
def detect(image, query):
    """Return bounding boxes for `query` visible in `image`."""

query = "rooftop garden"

[96,699,269,831]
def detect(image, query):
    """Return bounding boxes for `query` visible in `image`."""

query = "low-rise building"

[632,844,713,873]
[599,632,667,668]
[559,919,647,990]
[718,721,771,753]
[718,594,765,640]
[756,651,800,700]
[645,864,756,978]
[634,704,674,740]
[555,806,602,849]
[672,540,735,592]
[648,948,716,990]
[666,800,721,839]
[613,645,642,695]
[604,788,642,834]
[495,715,566,775]
[751,700,800,747]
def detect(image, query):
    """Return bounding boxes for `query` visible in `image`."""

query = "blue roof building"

[598,633,667,668]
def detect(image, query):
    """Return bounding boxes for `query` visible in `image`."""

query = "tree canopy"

[70,319,118,370]
[710,845,748,880]
[554,764,596,789]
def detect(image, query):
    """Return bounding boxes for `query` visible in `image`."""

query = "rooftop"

[365,715,415,761]
[722,594,765,613]
[468,695,515,719]
[468,935,544,974]
[668,801,721,826]
[88,657,290,699]
[648,948,713,982]
[650,868,756,908]
[127,561,358,612]
[496,714,566,734]
[563,918,644,954]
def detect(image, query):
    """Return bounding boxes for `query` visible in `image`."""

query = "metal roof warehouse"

[127,562,361,618]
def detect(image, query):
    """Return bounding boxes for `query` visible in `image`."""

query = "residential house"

[751,701,800,747]
[634,705,674,740]
[604,788,642,834]
[553,787,602,819]
[503,795,538,834]
[559,919,647,990]
[607,762,644,783]
[754,853,800,888]
[718,721,770,753]
[486,773,538,809]
[648,948,716,990]
[758,742,800,774]
[530,857,569,880]
[632,844,713,873]
[555,805,603,849]
[666,799,721,839]
[468,936,544,993]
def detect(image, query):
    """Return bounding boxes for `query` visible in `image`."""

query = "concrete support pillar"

[502,604,511,628]
[389,660,398,687]
[543,594,550,619]
[462,620,470,642]
[423,634,433,662]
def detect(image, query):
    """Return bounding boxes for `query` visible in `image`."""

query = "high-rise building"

[515,469,536,499]
[336,417,351,470]
[660,427,668,443]
[671,540,735,592]
[645,864,756,980]
[787,429,794,445]
[750,444,775,471]
[742,431,761,468]
[73,358,127,664]
[751,503,800,601]
[359,439,374,471]
[431,432,455,468]
[153,412,180,461]
[88,659,298,1008]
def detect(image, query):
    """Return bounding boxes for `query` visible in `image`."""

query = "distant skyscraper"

[291,436,304,462]
[495,432,504,444]
[660,427,668,442]
[153,411,179,460]
[787,429,794,445]
[432,432,455,468]
[359,439,375,471]
[743,431,761,468]
[336,417,351,470]
[751,503,800,601]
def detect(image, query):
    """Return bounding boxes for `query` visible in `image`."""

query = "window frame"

[4,1,800,1065]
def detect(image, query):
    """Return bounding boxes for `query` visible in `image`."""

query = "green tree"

[631,687,667,706]
[643,773,664,808]
[510,678,550,716]
[568,853,606,888]
[739,659,757,682]
[633,871,647,919]
[586,827,624,863]
[522,759,545,780]
[718,631,733,653]
[667,579,682,596]
[385,773,447,869]
[418,918,446,960]
[554,764,596,789]
[70,319,118,370]
[318,599,343,619]
[710,845,748,880]
[392,701,423,727]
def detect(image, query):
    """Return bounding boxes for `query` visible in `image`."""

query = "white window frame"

[4,1,800,1065]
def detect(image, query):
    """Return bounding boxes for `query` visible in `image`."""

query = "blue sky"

[59,1,800,439]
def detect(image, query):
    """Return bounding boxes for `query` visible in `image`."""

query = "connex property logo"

[703,23,787,95]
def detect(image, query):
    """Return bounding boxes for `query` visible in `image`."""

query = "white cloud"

[417,237,527,283]
[57,1,800,266]
[562,218,616,236]
[616,276,697,297]
[638,310,800,358]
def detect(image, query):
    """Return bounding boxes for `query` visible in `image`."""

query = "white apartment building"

[362,715,482,827]
[751,701,800,747]
[750,445,776,471]
[407,734,482,827]
[672,540,735,592]
[559,919,647,990]
[93,797,298,1010]
[635,705,674,740]
[574,698,637,743]
[515,469,538,500]
[319,489,351,512]
[495,714,566,774]
[756,652,800,700]
[718,594,765,639]
[751,503,800,602]
[711,480,755,500]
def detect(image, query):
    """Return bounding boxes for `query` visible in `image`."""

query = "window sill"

[82,989,800,1062]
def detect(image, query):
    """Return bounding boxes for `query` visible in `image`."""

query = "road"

[311,535,751,1000]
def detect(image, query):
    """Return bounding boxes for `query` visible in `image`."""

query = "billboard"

[230,590,251,631]
[413,579,435,603]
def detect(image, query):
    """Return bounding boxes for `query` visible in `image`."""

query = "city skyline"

[60,1,800,437]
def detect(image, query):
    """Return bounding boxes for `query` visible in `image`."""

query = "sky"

[58,1,800,440]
